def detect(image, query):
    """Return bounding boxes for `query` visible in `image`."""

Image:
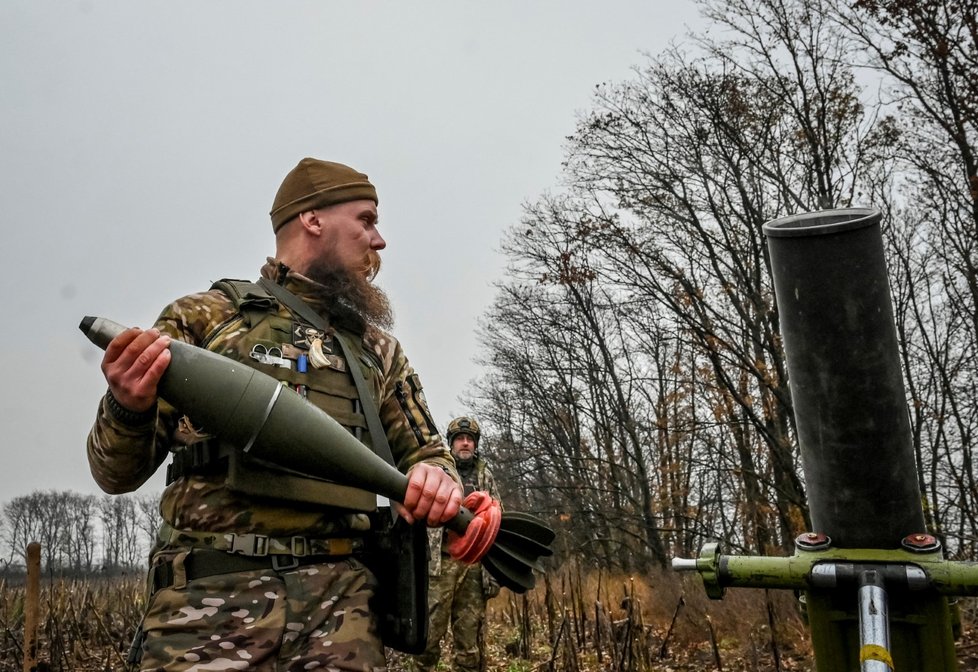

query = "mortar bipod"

[672,534,978,671]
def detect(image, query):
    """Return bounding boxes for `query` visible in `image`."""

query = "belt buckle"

[272,554,300,572]
[229,533,268,557]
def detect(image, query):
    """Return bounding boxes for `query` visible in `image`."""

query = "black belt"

[150,550,344,593]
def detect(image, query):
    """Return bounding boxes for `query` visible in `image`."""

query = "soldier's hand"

[399,463,462,526]
[101,327,171,412]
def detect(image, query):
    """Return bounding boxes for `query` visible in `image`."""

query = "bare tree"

[473,0,978,566]
[1,494,42,566]
[828,0,978,557]
[100,494,144,570]
[135,492,163,559]
[1,491,97,572]
[63,492,99,573]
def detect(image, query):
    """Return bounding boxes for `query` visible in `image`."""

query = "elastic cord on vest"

[447,491,501,564]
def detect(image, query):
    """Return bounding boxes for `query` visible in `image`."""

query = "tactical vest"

[167,278,384,512]
[456,458,485,497]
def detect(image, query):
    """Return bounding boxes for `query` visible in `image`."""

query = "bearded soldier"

[86,157,462,671]
[415,416,501,672]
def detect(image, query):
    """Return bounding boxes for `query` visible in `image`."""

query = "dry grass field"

[3,565,977,671]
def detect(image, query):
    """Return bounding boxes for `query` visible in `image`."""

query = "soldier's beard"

[305,250,393,330]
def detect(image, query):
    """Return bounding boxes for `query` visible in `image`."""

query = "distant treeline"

[0,490,161,573]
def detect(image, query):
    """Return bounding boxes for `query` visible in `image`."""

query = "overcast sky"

[0,1,704,500]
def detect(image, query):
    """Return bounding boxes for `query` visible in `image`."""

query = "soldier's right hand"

[101,327,171,412]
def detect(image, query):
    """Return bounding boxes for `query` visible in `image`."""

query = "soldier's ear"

[298,210,323,236]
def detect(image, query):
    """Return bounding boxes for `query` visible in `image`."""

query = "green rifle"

[673,208,978,671]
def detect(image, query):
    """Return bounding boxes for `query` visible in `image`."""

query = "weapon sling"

[257,277,430,653]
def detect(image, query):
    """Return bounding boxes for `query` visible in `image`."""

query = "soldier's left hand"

[399,463,462,526]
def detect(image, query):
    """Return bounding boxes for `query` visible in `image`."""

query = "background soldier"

[87,157,462,671]
[415,416,501,672]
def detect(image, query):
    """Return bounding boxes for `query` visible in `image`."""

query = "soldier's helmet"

[446,416,481,447]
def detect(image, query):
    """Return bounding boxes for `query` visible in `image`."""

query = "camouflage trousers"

[414,555,486,672]
[136,554,386,672]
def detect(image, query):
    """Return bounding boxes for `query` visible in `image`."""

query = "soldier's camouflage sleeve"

[87,397,169,494]
[368,329,459,484]
[86,291,235,494]
[482,463,501,505]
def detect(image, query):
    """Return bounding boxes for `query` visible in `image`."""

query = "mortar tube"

[763,208,925,548]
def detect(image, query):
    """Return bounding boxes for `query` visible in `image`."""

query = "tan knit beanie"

[270,158,378,232]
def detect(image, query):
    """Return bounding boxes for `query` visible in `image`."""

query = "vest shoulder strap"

[209,278,278,327]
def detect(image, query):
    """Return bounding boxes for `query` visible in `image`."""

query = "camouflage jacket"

[87,259,458,538]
